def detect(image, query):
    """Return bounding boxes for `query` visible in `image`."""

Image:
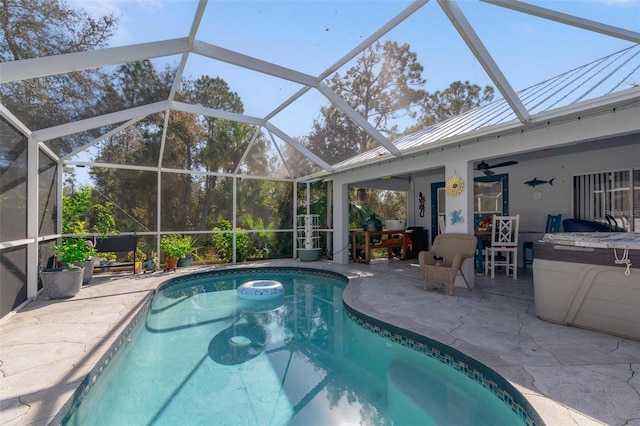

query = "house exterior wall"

[331,102,640,265]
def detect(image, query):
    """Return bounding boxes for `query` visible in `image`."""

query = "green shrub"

[213,219,249,262]
[56,186,116,269]
[63,186,117,237]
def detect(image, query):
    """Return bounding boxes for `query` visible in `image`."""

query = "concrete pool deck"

[1,258,639,425]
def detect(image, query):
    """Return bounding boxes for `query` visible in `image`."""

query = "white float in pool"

[237,280,284,300]
[229,336,251,346]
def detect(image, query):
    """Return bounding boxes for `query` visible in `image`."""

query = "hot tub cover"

[543,232,640,250]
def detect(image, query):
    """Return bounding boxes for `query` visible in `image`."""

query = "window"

[572,169,638,231]
[474,177,505,215]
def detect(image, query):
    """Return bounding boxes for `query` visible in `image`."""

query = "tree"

[303,40,425,208]
[282,137,323,179]
[0,0,117,154]
[304,105,365,166]
[328,40,425,141]
[63,166,78,196]
[0,0,115,61]
[188,76,244,112]
[185,76,273,230]
[411,80,494,131]
[91,67,279,233]
[91,61,176,232]
[99,61,172,111]
[304,40,425,168]
[303,41,424,168]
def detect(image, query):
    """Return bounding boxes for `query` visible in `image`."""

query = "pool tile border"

[343,302,542,426]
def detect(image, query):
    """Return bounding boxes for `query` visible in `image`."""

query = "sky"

[65,0,640,183]
[70,0,640,129]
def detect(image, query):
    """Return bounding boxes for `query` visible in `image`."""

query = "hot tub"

[532,232,640,340]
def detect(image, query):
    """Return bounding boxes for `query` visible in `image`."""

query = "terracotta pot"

[165,256,178,271]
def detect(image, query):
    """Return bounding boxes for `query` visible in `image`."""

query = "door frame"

[430,173,509,241]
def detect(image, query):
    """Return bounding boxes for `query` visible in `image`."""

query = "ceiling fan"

[476,160,518,176]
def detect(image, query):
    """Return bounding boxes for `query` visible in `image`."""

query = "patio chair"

[523,213,561,273]
[485,214,520,279]
[418,233,477,295]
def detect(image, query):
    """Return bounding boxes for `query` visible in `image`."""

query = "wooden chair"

[418,233,477,295]
[523,214,561,273]
[437,215,446,235]
[484,215,520,279]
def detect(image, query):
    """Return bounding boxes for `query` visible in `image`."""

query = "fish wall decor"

[525,177,554,188]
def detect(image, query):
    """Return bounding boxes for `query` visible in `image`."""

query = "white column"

[26,137,39,300]
[293,182,298,257]
[232,176,237,263]
[332,181,350,264]
[326,182,333,259]
[444,158,476,288]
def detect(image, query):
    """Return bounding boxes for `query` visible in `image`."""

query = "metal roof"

[334,43,640,170]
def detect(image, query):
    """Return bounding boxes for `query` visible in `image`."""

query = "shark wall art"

[525,177,554,188]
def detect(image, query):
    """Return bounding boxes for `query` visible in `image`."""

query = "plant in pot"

[61,186,118,284]
[144,251,158,272]
[127,247,147,274]
[297,214,321,261]
[177,236,198,268]
[41,237,97,299]
[160,234,195,271]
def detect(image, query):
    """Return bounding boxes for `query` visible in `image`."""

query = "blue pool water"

[62,267,536,425]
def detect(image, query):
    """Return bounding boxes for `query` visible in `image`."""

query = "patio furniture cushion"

[562,218,625,232]
[523,213,562,273]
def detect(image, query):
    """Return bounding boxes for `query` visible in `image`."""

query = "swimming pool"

[59,267,539,425]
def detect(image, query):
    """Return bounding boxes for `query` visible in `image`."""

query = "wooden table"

[352,230,407,263]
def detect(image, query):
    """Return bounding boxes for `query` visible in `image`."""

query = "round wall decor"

[445,175,464,196]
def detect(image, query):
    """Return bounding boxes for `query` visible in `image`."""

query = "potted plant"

[297,214,321,261]
[60,186,118,284]
[41,237,97,299]
[160,234,196,271]
[177,236,198,267]
[127,247,146,274]
[144,251,158,273]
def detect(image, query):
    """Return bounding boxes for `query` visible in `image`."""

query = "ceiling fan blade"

[483,169,495,176]
[476,161,489,170]
[487,160,518,169]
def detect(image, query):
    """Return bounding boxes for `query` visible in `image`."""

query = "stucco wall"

[412,142,640,253]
